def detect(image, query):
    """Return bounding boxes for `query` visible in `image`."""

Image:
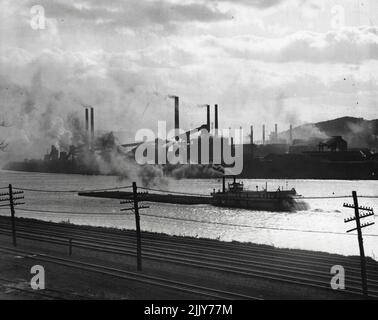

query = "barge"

[78,190,212,205]
[79,177,308,211]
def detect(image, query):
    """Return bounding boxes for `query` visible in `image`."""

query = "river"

[0,170,377,260]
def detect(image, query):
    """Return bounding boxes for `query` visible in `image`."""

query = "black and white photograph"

[0,0,377,308]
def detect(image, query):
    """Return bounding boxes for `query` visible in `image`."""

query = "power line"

[301,195,378,199]
[301,196,351,199]
[16,208,125,215]
[11,185,133,193]
[1,206,377,237]
[138,212,378,237]
[2,184,378,199]
[353,196,378,199]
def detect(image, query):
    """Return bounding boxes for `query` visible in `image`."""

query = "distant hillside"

[280,117,378,149]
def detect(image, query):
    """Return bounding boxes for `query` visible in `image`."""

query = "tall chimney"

[206,104,210,132]
[169,95,179,141]
[90,107,94,142]
[290,124,293,144]
[250,125,253,145]
[275,123,278,142]
[262,124,265,145]
[214,104,218,132]
[174,96,179,132]
[85,108,89,133]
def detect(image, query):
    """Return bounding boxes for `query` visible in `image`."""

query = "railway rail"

[1,223,377,280]
[0,215,375,269]
[0,216,376,269]
[0,216,377,299]
[0,246,260,300]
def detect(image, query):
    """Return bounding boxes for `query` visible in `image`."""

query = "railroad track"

[0,217,377,274]
[0,245,261,300]
[0,217,377,298]
[1,216,374,271]
[1,224,378,282]
[0,227,377,299]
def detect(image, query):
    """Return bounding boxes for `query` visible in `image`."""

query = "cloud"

[25,0,231,32]
[215,0,285,9]
[1,0,378,148]
[213,0,310,9]
[202,26,378,64]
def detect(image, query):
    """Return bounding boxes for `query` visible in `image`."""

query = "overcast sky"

[1,0,378,143]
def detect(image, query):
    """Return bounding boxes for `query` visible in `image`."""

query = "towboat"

[211,177,308,211]
[79,176,308,211]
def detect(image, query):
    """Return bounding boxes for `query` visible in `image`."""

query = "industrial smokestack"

[206,104,210,132]
[90,107,94,142]
[290,124,293,144]
[214,104,218,132]
[275,124,278,142]
[174,96,179,131]
[250,125,253,145]
[169,95,179,140]
[85,108,89,133]
[262,124,265,145]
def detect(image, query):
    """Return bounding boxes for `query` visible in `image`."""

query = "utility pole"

[0,184,24,247]
[343,191,375,298]
[133,182,142,272]
[9,184,16,247]
[120,182,148,271]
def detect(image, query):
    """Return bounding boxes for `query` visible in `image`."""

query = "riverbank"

[0,215,377,300]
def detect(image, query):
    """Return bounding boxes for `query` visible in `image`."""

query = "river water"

[0,170,377,260]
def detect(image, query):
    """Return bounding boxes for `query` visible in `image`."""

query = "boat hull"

[211,192,308,212]
[211,196,291,211]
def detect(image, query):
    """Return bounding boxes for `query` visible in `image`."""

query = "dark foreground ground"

[0,216,377,300]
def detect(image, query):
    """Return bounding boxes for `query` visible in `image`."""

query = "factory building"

[6,95,377,180]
